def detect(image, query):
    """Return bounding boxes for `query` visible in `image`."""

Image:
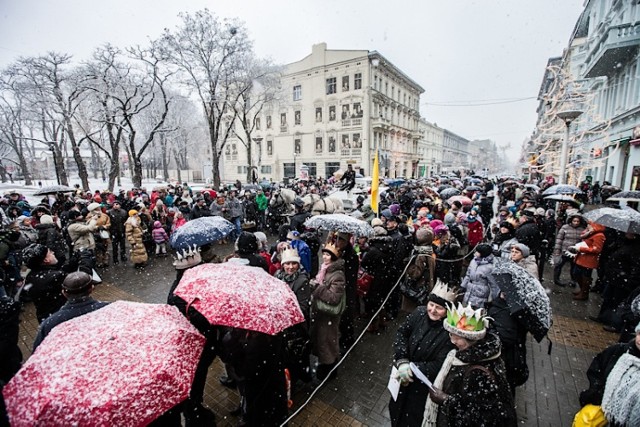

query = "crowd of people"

[0,173,639,426]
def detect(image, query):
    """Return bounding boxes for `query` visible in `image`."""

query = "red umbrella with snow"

[447,195,473,206]
[4,301,205,427]
[173,262,306,335]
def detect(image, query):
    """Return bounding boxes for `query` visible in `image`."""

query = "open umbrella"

[169,216,234,250]
[33,185,75,196]
[4,301,205,426]
[173,263,305,335]
[465,185,482,192]
[448,195,473,206]
[384,178,406,188]
[584,207,640,234]
[524,184,541,192]
[491,258,552,342]
[437,184,453,193]
[440,188,461,200]
[542,184,583,196]
[304,213,374,237]
[543,194,581,205]
[502,180,519,185]
[607,190,640,203]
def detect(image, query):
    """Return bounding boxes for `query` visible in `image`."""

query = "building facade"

[417,118,445,177]
[222,43,424,181]
[441,129,470,174]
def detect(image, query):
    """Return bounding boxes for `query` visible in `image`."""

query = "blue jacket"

[290,239,312,274]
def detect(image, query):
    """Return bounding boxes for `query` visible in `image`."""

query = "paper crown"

[322,243,341,259]
[443,302,491,341]
[281,248,301,264]
[173,245,202,270]
[429,280,458,306]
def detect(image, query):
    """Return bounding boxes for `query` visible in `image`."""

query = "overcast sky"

[0,0,585,161]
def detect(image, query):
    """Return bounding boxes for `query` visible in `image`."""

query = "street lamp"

[292,152,298,181]
[557,108,583,185]
[252,137,263,182]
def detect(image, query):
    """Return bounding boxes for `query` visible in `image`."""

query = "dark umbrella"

[584,207,640,234]
[384,178,406,188]
[437,184,453,193]
[440,188,461,199]
[543,194,581,205]
[465,185,482,192]
[33,185,75,196]
[491,258,552,342]
[607,191,640,203]
[169,216,234,250]
[542,184,583,196]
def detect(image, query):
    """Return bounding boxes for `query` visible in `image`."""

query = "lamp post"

[293,152,298,181]
[252,137,263,182]
[557,109,583,185]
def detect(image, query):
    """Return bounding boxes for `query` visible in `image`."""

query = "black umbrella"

[33,185,75,196]
[584,207,640,234]
[607,191,640,203]
[465,185,482,192]
[491,259,552,342]
[541,184,583,196]
[440,188,461,199]
[543,194,580,205]
[437,184,453,193]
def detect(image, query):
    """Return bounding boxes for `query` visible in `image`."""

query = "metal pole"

[558,120,570,185]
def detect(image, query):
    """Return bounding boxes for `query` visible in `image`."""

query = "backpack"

[399,250,433,305]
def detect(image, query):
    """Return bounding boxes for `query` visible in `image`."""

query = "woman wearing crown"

[423,303,517,427]
[389,281,458,426]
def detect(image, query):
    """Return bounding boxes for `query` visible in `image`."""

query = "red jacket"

[467,220,484,247]
[575,224,606,269]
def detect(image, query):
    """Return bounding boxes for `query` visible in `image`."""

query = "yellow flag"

[371,150,380,214]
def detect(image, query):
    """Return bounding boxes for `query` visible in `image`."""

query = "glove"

[567,246,578,254]
[564,250,577,259]
[429,386,449,404]
[396,363,413,385]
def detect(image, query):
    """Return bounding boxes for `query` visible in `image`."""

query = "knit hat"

[254,232,268,250]
[429,220,444,230]
[499,221,515,233]
[521,208,536,218]
[235,231,259,255]
[68,210,84,221]
[87,202,101,212]
[535,207,546,216]
[381,209,392,219]
[511,243,530,257]
[286,230,300,240]
[22,243,48,269]
[475,243,493,258]
[433,224,449,237]
[371,218,383,227]
[173,245,202,270]
[444,213,456,225]
[499,206,509,213]
[428,280,458,308]
[415,228,434,245]
[373,225,387,236]
[281,248,301,265]
[40,214,54,225]
[443,302,490,341]
[153,220,162,228]
[322,243,340,260]
[389,204,401,215]
[128,210,138,217]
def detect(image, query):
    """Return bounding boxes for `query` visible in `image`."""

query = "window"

[306,162,317,177]
[293,85,302,101]
[237,166,248,174]
[353,102,362,117]
[266,115,272,129]
[294,110,301,125]
[328,136,336,152]
[341,104,350,120]
[326,77,337,94]
[374,75,378,90]
[354,73,362,90]
[315,137,323,153]
[283,163,295,178]
[255,117,261,130]
[294,139,301,154]
[342,76,349,91]
[315,107,322,122]
[353,133,361,148]
[267,139,273,156]
[280,113,287,126]
[329,106,336,121]
[261,165,272,174]
[325,162,340,178]
[341,134,350,149]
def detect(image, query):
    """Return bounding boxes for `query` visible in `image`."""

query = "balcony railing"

[280,125,288,133]
[583,23,640,78]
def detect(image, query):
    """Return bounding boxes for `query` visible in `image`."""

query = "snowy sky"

[0,0,585,162]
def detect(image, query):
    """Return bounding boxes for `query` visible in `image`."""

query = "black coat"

[107,207,128,237]
[0,295,22,383]
[33,297,109,350]
[579,339,640,406]
[25,266,69,323]
[390,307,454,427]
[514,220,541,253]
[35,223,68,262]
[602,237,640,293]
[361,236,394,302]
[438,332,517,427]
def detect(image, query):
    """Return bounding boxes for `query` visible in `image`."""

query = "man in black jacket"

[108,201,128,264]
[515,209,542,260]
[32,271,108,350]
[335,232,359,349]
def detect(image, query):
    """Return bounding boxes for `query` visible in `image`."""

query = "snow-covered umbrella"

[3,301,205,426]
[543,194,581,205]
[173,263,305,335]
[169,216,234,250]
[607,190,640,203]
[584,207,640,234]
[304,213,374,237]
[447,195,473,206]
[439,188,461,200]
[491,258,552,342]
[464,185,482,192]
[33,185,75,196]
[541,184,583,196]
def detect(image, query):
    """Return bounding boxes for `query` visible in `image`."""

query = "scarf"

[276,269,300,286]
[602,352,640,426]
[315,262,329,285]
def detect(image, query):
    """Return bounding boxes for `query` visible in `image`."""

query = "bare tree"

[159,9,256,188]
[0,77,33,184]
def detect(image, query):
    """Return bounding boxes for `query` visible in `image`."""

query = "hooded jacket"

[575,223,606,270]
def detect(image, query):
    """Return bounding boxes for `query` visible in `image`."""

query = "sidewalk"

[15,252,618,426]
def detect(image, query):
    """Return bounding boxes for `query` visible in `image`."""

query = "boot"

[573,277,590,301]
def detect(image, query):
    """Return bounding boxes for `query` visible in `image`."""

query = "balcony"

[583,23,640,78]
[372,117,390,130]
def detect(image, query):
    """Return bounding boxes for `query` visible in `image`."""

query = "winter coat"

[189,205,212,220]
[226,197,243,219]
[433,233,461,286]
[107,207,128,238]
[275,269,311,321]
[90,212,111,239]
[209,201,228,218]
[514,255,538,278]
[553,223,586,257]
[579,339,640,406]
[35,223,68,262]
[125,217,148,265]
[491,232,517,260]
[467,219,484,248]
[460,255,496,308]
[152,226,169,244]
[436,332,517,427]
[311,258,346,365]
[256,193,268,212]
[289,239,312,275]
[33,297,109,350]
[67,221,96,252]
[390,307,455,427]
[601,236,640,293]
[361,235,394,303]
[389,229,414,281]
[575,225,606,270]
[515,219,541,254]
[24,265,68,323]
[0,295,22,383]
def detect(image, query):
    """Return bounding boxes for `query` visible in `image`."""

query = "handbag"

[572,404,607,427]
[356,267,374,297]
[315,293,346,316]
[99,229,110,240]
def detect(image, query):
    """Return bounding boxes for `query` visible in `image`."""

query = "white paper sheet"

[410,362,434,390]
[387,366,401,401]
